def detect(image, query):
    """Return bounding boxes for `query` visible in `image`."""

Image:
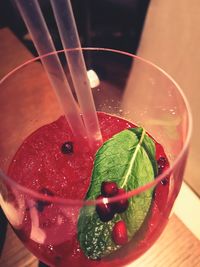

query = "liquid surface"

[8,113,169,267]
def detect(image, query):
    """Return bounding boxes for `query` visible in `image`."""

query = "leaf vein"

[121,128,146,188]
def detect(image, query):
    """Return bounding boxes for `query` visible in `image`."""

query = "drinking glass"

[0,48,192,267]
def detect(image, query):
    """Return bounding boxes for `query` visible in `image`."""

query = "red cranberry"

[61,141,73,154]
[157,157,167,174]
[157,157,169,185]
[96,195,114,222]
[101,181,118,197]
[112,220,128,245]
[114,188,129,213]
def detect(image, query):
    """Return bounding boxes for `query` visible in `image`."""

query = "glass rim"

[0,47,193,206]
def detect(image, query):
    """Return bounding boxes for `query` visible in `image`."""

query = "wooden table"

[1,215,200,267]
[0,27,200,267]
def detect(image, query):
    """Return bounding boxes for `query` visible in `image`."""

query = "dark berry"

[36,188,54,212]
[157,157,167,174]
[40,188,54,196]
[114,188,129,213]
[101,181,118,197]
[161,177,168,186]
[36,201,47,212]
[96,195,114,222]
[112,220,128,245]
[61,141,73,154]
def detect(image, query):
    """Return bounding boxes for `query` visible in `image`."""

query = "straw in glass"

[15,0,99,143]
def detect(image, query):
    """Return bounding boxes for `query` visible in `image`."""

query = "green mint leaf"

[78,127,157,259]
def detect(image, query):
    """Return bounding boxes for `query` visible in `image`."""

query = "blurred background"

[0,0,150,55]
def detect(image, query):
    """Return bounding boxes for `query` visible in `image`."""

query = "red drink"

[8,112,169,267]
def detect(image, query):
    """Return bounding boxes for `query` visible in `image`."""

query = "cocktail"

[0,48,192,267]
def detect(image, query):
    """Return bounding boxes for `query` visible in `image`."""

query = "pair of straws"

[15,0,102,146]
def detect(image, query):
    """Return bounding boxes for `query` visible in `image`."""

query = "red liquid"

[8,113,169,267]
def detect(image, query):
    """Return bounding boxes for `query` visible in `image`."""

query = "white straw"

[15,0,87,139]
[50,0,102,147]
